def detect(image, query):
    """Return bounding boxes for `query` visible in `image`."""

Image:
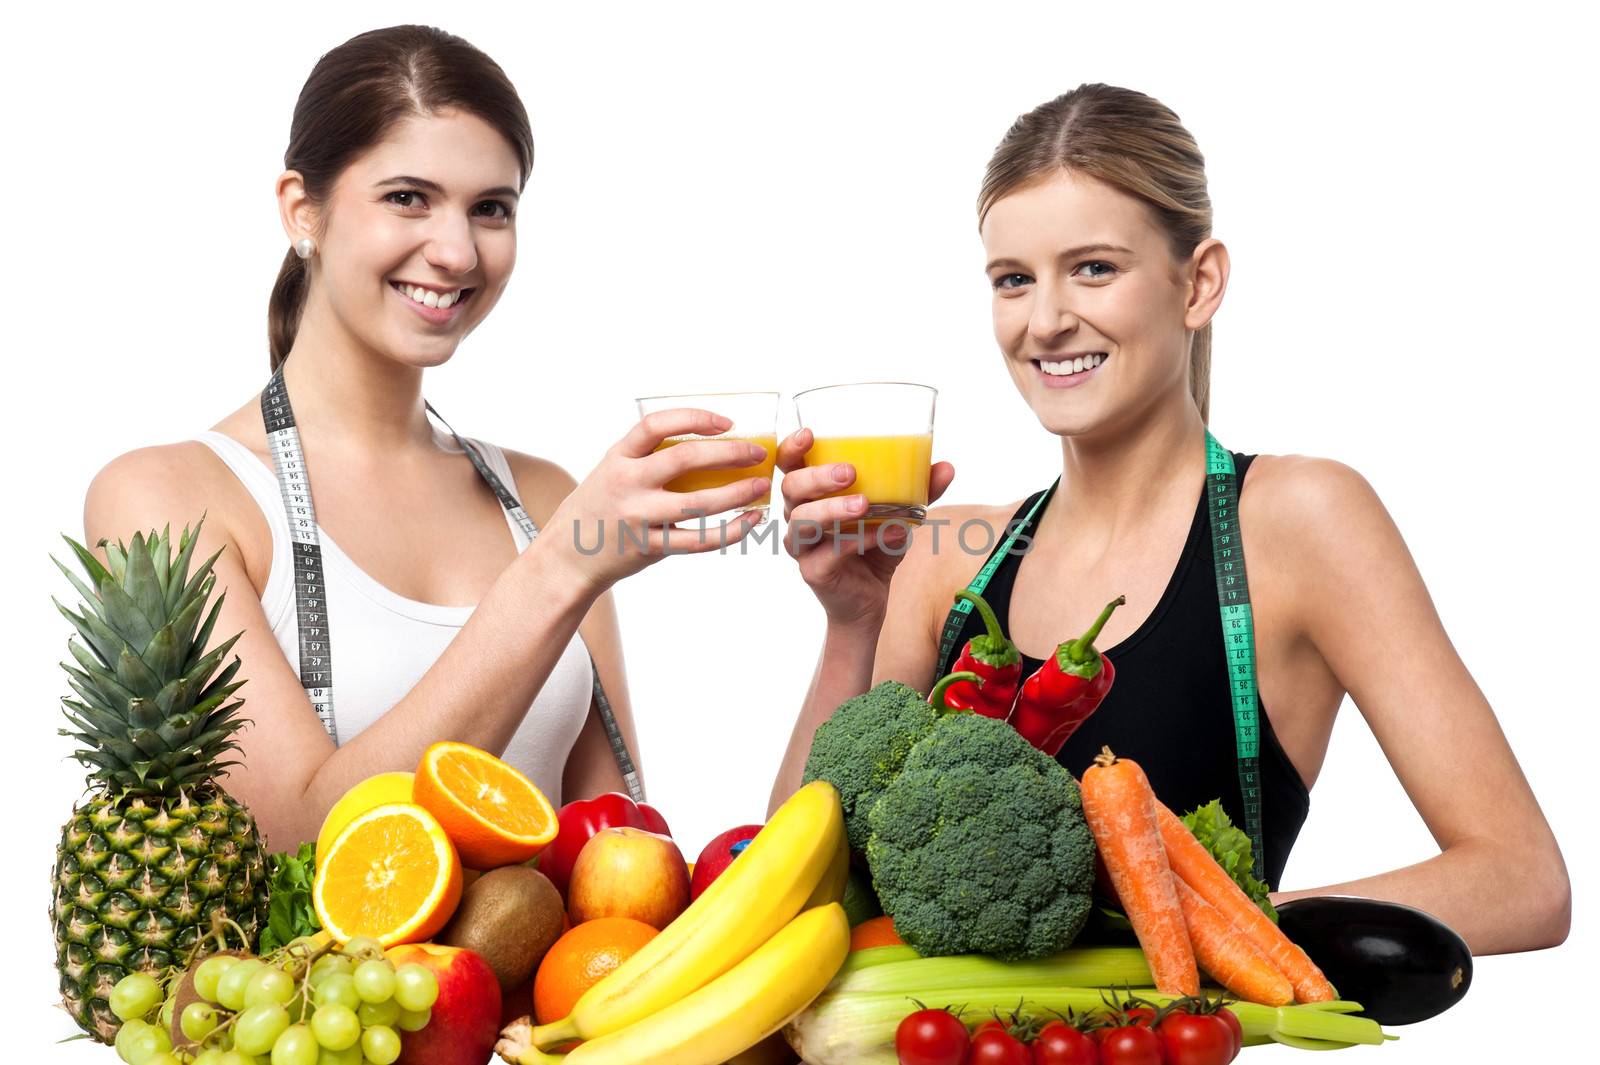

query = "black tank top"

[937,453,1310,888]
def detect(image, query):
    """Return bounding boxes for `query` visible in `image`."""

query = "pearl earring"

[294,237,316,259]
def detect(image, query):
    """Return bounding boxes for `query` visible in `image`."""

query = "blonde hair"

[979,85,1214,421]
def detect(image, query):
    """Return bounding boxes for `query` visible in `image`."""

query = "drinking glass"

[793,381,937,525]
[636,391,780,523]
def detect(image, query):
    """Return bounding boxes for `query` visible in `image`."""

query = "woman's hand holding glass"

[776,426,955,628]
[549,408,771,591]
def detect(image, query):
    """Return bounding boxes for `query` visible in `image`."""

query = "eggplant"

[1275,896,1472,1025]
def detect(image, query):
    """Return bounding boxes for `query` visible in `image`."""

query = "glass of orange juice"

[793,381,936,525]
[636,391,780,523]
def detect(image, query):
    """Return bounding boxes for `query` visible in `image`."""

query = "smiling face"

[284,107,522,369]
[982,168,1220,438]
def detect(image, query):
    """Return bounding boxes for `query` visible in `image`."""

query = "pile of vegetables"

[804,676,1096,960]
[786,946,1390,1064]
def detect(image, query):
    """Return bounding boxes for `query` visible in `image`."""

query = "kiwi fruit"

[438,866,566,992]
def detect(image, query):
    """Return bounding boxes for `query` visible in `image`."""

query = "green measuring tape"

[933,431,1267,882]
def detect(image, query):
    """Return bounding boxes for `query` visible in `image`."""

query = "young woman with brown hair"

[83,25,770,849]
[770,83,1569,955]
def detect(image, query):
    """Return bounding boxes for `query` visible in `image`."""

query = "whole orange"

[849,914,904,951]
[532,916,659,1025]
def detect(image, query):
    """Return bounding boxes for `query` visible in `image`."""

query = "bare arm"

[765,425,957,814]
[1255,459,1570,954]
[86,411,768,850]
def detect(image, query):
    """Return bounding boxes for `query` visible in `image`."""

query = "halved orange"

[313,802,463,947]
[413,741,558,869]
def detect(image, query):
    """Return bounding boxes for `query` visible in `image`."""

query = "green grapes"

[309,1003,361,1051]
[361,1025,402,1065]
[234,1002,291,1055]
[181,1001,220,1041]
[357,998,401,1028]
[352,960,396,1004]
[312,972,361,1012]
[270,1023,320,1065]
[392,964,438,1012]
[216,958,266,1011]
[193,955,240,1002]
[396,1006,431,1032]
[246,967,297,1007]
[110,971,163,1022]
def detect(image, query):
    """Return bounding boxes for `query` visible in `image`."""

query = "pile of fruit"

[103,932,440,1064]
[48,527,1471,1065]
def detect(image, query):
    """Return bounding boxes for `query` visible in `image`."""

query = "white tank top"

[195,430,592,807]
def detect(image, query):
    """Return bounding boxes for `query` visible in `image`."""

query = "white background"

[9,2,1594,1060]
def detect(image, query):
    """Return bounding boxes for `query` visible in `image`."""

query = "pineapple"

[50,520,268,1042]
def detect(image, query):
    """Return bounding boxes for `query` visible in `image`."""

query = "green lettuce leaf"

[258,842,321,952]
[1180,799,1278,923]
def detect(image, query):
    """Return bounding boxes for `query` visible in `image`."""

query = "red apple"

[567,826,690,929]
[690,824,763,900]
[386,943,502,1065]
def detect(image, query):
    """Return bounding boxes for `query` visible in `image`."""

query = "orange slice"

[413,741,558,869]
[313,802,462,947]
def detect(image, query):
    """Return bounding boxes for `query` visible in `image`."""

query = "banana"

[803,815,850,909]
[533,780,845,1048]
[505,904,848,1065]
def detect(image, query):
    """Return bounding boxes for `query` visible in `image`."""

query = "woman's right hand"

[546,408,771,591]
[777,427,955,629]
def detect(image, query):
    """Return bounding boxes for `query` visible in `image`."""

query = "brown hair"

[979,85,1215,422]
[268,25,535,371]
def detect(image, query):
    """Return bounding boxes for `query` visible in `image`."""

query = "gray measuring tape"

[933,431,1266,881]
[261,366,644,802]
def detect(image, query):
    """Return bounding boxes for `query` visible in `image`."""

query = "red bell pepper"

[538,792,673,895]
[941,590,1023,719]
[1009,595,1126,756]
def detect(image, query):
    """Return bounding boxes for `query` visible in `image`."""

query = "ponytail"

[1190,322,1212,424]
[268,247,309,372]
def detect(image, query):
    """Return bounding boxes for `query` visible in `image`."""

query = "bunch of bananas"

[496,780,851,1065]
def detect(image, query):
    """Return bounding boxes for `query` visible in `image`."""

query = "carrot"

[1171,876,1294,1005]
[1154,799,1336,1002]
[1080,747,1198,996]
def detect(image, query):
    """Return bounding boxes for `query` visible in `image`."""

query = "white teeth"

[396,282,463,308]
[1038,354,1107,376]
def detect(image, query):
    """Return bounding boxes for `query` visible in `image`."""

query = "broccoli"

[801,680,940,854]
[865,712,1095,960]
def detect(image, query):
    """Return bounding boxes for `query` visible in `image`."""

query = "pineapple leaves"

[165,519,203,613]
[54,599,122,669]
[94,575,157,650]
[140,625,182,685]
[124,530,166,629]
[152,523,173,599]
[115,645,163,699]
[60,535,114,590]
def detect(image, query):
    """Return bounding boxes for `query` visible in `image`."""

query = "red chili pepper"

[537,792,673,895]
[1009,595,1126,756]
[928,670,984,713]
[941,590,1023,719]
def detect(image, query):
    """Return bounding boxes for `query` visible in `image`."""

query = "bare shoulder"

[499,448,580,529]
[1239,454,1408,607]
[85,442,243,540]
[1240,453,1389,539]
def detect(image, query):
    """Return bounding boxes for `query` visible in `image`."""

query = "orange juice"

[653,433,777,507]
[806,433,933,516]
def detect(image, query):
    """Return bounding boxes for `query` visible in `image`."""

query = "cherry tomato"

[969,1027,1032,1065]
[1215,1008,1243,1061]
[1097,1026,1163,1065]
[895,1007,970,1065]
[1124,1006,1158,1027]
[973,1018,1009,1036]
[1158,1011,1234,1065]
[1031,1020,1100,1065]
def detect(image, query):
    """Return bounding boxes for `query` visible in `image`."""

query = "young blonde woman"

[84,26,770,850]
[770,84,1569,955]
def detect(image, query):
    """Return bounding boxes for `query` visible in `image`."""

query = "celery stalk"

[834,945,921,977]
[827,948,1153,995]
[785,984,1390,1065]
